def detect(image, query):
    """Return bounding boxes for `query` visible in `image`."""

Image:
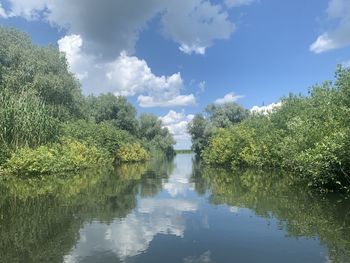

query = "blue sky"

[1,0,350,149]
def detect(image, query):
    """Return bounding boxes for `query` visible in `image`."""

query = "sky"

[0,0,350,149]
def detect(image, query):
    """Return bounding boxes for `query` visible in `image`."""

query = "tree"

[0,27,84,120]
[205,102,248,128]
[86,94,138,135]
[139,114,175,155]
[187,114,211,155]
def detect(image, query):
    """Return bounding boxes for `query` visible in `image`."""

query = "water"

[1,154,350,263]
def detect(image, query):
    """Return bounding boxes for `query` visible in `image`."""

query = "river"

[0,154,349,262]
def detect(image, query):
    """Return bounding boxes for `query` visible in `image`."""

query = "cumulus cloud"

[161,0,235,55]
[4,0,236,57]
[3,0,248,105]
[58,34,89,81]
[0,3,8,18]
[225,0,254,8]
[58,34,195,107]
[214,92,243,104]
[310,0,350,53]
[160,110,194,149]
[250,102,282,115]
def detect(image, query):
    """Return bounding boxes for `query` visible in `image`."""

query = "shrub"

[3,137,106,176]
[62,120,135,158]
[116,143,150,163]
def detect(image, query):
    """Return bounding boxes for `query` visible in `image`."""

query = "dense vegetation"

[0,27,175,175]
[188,67,350,192]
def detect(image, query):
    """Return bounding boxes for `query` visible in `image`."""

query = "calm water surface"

[1,154,350,263]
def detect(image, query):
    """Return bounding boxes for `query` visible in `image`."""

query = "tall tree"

[86,94,138,135]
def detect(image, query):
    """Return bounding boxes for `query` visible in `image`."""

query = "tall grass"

[0,88,59,162]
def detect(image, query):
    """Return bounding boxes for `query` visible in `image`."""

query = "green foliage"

[140,113,175,156]
[188,103,248,155]
[0,27,175,172]
[205,102,249,128]
[0,88,59,161]
[0,27,84,120]
[3,137,106,176]
[116,143,150,163]
[202,67,350,192]
[85,94,138,135]
[62,120,135,158]
[187,114,211,155]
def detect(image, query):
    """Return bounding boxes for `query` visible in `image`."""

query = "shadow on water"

[0,154,349,263]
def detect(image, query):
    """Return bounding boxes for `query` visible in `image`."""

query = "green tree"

[187,114,210,155]
[205,102,248,128]
[139,113,175,155]
[0,27,84,120]
[86,94,138,135]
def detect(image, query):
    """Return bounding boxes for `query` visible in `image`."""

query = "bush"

[200,67,350,192]
[3,137,106,176]
[62,120,135,158]
[116,143,150,163]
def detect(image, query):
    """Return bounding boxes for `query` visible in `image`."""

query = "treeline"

[0,27,175,176]
[188,67,350,192]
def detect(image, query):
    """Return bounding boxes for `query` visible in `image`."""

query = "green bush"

[116,143,150,163]
[62,120,135,158]
[3,137,106,176]
[201,67,350,192]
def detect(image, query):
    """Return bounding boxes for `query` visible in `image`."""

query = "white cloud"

[160,110,187,125]
[310,0,350,53]
[0,3,8,18]
[160,110,194,149]
[225,0,254,8]
[58,35,89,81]
[214,92,243,104]
[58,34,195,107]
[342,60,350,68]
[250,102,282,115]
[5,0,236,57]
[137,94,196,108]
[162,0,235,55]
[4,0,250,105]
